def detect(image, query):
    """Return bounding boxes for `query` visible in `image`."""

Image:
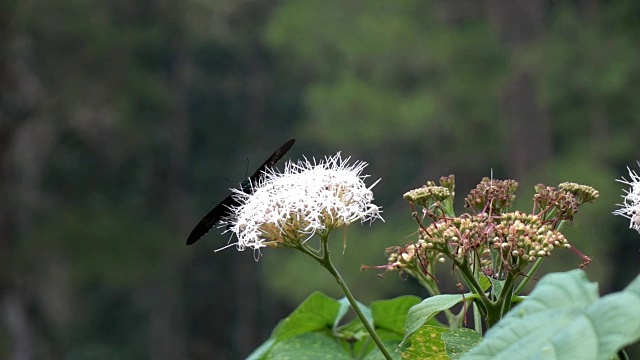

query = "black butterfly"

[186,139,296,245]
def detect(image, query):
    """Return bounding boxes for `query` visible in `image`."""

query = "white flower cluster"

[224,153,382,251]
[613,162,640,233]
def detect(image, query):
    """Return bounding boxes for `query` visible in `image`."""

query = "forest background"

[2,1,640,359]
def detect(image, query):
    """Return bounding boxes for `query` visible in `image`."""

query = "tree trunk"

[0,2,47,358]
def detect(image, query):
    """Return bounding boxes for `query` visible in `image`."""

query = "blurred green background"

[2,0,640,359]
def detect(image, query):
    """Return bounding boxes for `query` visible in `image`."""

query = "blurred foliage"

[25,208,172,287]
[2,0,640,359]
[266,1,506,150]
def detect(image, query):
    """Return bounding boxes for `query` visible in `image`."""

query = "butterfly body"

[186,139,295,245]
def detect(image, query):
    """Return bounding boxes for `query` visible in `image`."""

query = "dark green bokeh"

[1,1,639,359]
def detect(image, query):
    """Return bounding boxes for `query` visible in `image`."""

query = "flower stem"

[514,257,543,295]
[317,235,393,360]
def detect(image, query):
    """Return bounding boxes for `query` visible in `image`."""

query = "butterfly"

[186,139,296,245]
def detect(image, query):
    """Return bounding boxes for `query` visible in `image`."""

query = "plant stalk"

[318,235,393,360]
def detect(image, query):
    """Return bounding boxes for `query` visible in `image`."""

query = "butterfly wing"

[248,139,295,183]
[185,139,295,245]
[185,194,238,245]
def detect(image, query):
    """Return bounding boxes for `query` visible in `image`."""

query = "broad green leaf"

[249,293,411,359]
[401,294,477,347]
[334,317,369,357]
[334,316,367,340]
[462,270,640,360]
[267,332,400,360]
[272,292,341,342]
[247,339,277,360]
[247,292,341,359]
[372,296,422,334]
[442,329,482,359]
[335,297,373,331]
[375,328,406,343]
[401,325,449,360]
[334,297,353,330]
[336,297,412,358]
[333,297,374,357]
[266,332,350,360]
[362,339,403,360]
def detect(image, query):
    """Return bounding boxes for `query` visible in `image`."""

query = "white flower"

[613,161,640,233]
[222,152,383,251]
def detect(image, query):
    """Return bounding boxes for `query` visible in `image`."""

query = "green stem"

[483,300,501,328]
[514,257,543,295]
[481,269,518,328]
[497,272,516,317]
[454,258,490,312]
[306,235,393,360]
[298,241,323,261]
[412,269,439,296]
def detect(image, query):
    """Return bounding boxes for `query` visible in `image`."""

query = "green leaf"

[266,331,401,360]
[335,297,373,331]
[442,329,482,359]
[334,317,370,357]
[462,270,640,360]
[247,292,341,359]
[488,277,505,298]
[266,333,351,360]
[401,325,449,359]
[401,294,477,347]
[362,339,403,360]
[479,275,492,292]
[247,339,277,360]
[334,297,354,330]
[333,297,374,357]
[273,292,341,342]
[335,297,413,358]
[372,295,422,335]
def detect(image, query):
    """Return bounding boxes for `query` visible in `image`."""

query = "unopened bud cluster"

[403,186,450,209]
[381,175,598,277]
[465,178,518,213]
[492,211,570,262]
[384,239,445,272]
